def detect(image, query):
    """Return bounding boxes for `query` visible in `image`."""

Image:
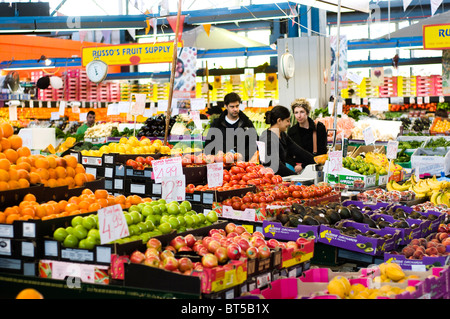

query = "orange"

[68,210,81,216]
[4,149,18,164]
[29,172,41,185]
[0,153,6,160]
[107,195,116,206]
[63,155,78,169]
[0,212,5,224]
[20,207,35,218]
[48,201,60,215]
[130,195,143,205]
[114,194,126,205]
[36,168,50,181]
[1,123,14,139]
[0,138,11,151]
[81,188,93,195]
[16,162,31,172]
[47,156,57,169]
[8,168,18,181]
[15,288,44,299]
[55,157,67,167]
[65,203,79,213]
[16,146,31,158]
[34,157,50,169]
[58,200,68,212]
[74,173,87,187]
[0,158,10,171]
[8,135,22,150]
[42,203,55,216]
[6,213,20,224]
[86,173,95,182]
[4,206,19,216]
[0,169,9,182]
[75,163,86,174]
[18,178,30,189]
[57,178,67,186]
[47,179,59,188]
[66,166,75,178]
[17,156,32,166]
[94,189,108,199]
[55,166,67,179]
[68,196,80,205]
[47,168,57,180]
[23,193,37,202]
[16,169,30,181]
[88,202,101,212]
[8,180,20,190]
[97,198,108,208]
[65,176,75,189]
[78,200,90,211]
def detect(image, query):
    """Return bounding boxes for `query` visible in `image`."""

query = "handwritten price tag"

[363,126,375,145]
[152,157,183,183]
[386,140,399,159]
[207,163,223,188]
[162,175,186,202]
[97,204,129,245]
[329,151,343,173]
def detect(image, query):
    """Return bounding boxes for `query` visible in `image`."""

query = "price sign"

[97,204,129,244]
[363,126,376,145]
[329,151,343,173]
[9,105,17,121]
[130,93,146,116]
[386,140,399,159]
[190,110,202,129]
[59,101,66,116]
[161,175,186,202]
[222,206,256,222]
[152,157,183,183]
[207,163,223,188]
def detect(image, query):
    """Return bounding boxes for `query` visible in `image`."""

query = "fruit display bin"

[200,185,257,206]
[262,220,319,242]
[0,184,45,210]
[384,247,450,272]
[317,220,402,256]
[280,238,315,268]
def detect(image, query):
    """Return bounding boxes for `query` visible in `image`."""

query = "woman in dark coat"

[259,105,315,177]
[287,98,328,157]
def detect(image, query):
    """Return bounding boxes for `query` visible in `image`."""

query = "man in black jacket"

[204,92,257,162]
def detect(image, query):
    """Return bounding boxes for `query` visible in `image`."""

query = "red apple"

[250,236,266,248]
[202,236,213,248]
[442,237,450,246]
[235,226,247,235]
[285,241,299,250]
[197,246,209,256]
[146,238,162,251]
[214,246,228,263]
[144,247,159,259]
[184,234,196,247]
[178,257,193,272]
[178,246,193,252]
[202,253,219,268]
[207,240,221,253]
[160,249,175,261]
[258,245,271,259]
[211,232,225,241]
[170,235,187,251]
[144,256,160,268]
[226,232,238,239]
[193,262,204,271]
[162,256,179,271]
[267,238,280,249]
[241,232,252,240]
[209,229,221,236]
[246,246,259,259]
[227,243,242,260]
[130,250,145,264]
[237,238,250,252]
[252,231,264,238]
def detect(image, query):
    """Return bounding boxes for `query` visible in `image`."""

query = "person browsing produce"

[287,98,328,157]
[259,105,315,177]
[76,110,96,135]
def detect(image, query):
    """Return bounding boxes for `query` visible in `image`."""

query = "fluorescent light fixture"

[291,0,353,13]
[316,0,370,13]
[190,15,296,26]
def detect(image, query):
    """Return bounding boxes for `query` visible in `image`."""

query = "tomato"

[265,195,274,202]
[229,180,239,186]
[252,195,260,203]
[242,196,252,203]
[288,185,297,193]
[232,201,242,210]
[230,166,242,175]
[223,199,232,206]
[264,173,274,180]
[145,156,154,165]
[302,191,310,199]
[259,196,267,203]
[246,166,256,173]
[240,203,249,210]
[292,191,302,198]
[223,174,231,182]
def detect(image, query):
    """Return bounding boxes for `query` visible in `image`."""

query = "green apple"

[137,203,146,211]
[87,228,100,241]
[158,222,172,234]
[168,216,180,229]
[130,211,142,224]
[167,202,180,215]
[144,220,155,231]
[124,213,133,226]
[180,200,192,211]
[197,213,206,224]
[137,222,148,233]
[78,239,88,249]
[128,205,141,213]
[65,226,74,235]
[158,204,167,214]
[73,225,88,240]
[184,215,194,227]
[206,210,219,223]
[141,205,154,217]
[84,236,97,250]
[177,215,186,227]
[82,216,96,230]
[178,226,187,233]
[158,199,167,205]
[71,215,83,228]
[63,234,79,248]
[151,204,161,215]
[191,214,200,226]
[53,227,68,242]
[178,206,186,215]
[128,224,140,236]
[139,232,152,244]
[145,215,158,226]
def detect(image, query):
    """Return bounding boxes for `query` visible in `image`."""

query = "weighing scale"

[282,164,324,185]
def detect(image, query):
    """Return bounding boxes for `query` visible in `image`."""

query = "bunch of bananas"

[387,175,450,203]
[365,152,404,176]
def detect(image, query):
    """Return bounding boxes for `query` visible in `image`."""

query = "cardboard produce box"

[411,147,450,178]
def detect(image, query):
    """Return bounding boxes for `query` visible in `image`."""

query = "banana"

[430,191,440,205]
[441,192,450,207]
[436,192,445,205]
[386,180,395,192]
[391,181,410,192]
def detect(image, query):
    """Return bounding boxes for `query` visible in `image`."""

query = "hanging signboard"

[423,24,450,50]
[82,41,179,66]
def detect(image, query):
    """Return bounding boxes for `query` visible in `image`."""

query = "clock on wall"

[86,59,108,83]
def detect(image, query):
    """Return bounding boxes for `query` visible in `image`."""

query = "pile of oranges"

[0,122,95,191]
[0,189,151,224]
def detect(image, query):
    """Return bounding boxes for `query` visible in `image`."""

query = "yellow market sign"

[423,24,450,50]
[82,42,178,66]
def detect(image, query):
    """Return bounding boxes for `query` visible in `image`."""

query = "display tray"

[0,184,45,210]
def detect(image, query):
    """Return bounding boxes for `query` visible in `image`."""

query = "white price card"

[97,204,129,245]
[9,105,17,121]
[162,175,186,202]
[222,206,256,222]
[152,156,183,183]
[190,110,202,129]
[207,162,223,188]
[79,112,87,122]
[328,101,343,115]
[130,93,146,116]
[59,101,66,116]
[370,98,389,112]
[386,140,399,160]
[329,150,343,173]
[190,98,206,110]
[107,103,119,116]
[363,126,376,145]
[51,112,60,120]
[347,72,364,85]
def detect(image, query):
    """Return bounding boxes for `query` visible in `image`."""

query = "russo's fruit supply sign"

[82,41,178,66]
[423,24,450,50]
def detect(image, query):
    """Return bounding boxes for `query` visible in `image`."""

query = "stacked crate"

[416,76,433,97]
[378,76,397,98]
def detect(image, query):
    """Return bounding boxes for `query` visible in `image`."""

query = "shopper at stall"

[287,98,328,157]
[259,105,315,177]
[204,92,257,161]
[76,110,96,135]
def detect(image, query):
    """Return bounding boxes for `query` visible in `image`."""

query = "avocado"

[362,215,378,228]
[302,215,320,226]
[350,207,364,223]
[337,207,351,219]
[325,209,341,225]
[314,213,330,225]
[291,203,306,216]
